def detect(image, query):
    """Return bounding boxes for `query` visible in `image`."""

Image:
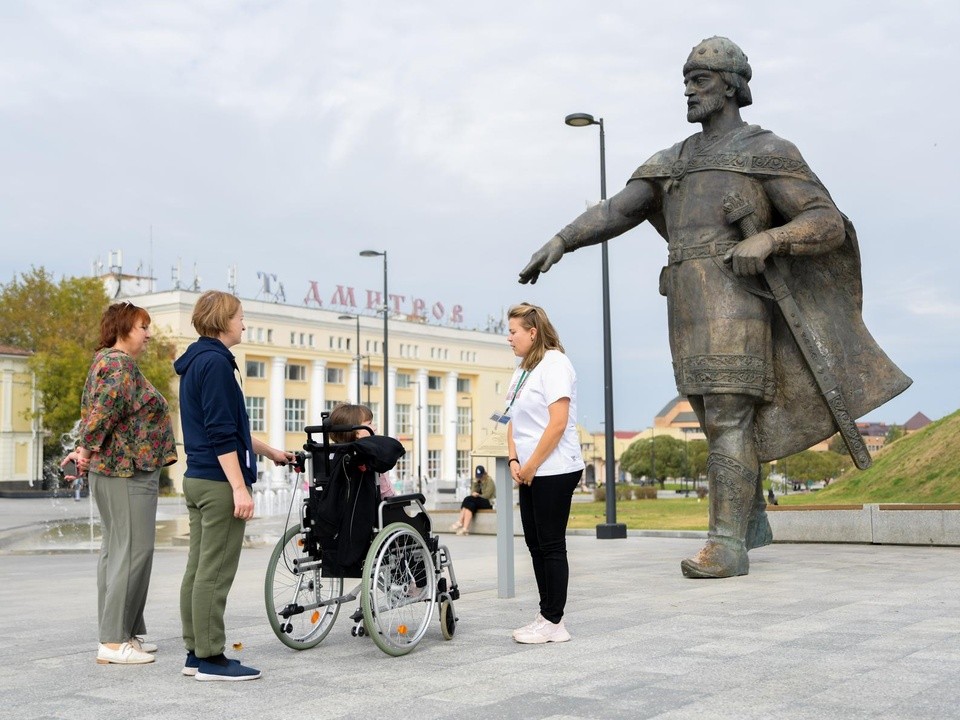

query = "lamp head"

[564,113,597,127]
[359,250,385,258]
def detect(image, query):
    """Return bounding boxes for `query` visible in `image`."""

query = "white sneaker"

[96,642,155,665]
[512,613,544,640]
[514,618,571,644]
[128,636,158,653]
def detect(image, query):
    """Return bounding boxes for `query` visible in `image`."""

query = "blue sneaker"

[182,651,200,676]
[195,656,261,682]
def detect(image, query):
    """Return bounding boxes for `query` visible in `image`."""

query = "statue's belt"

[631,153,813,183]
[668,239,739,265]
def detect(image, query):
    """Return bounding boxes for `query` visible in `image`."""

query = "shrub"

[633,486,658,500]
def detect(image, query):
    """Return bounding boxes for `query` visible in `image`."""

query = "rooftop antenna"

[149,224,154,292]
[227,264,238,295]
[171,258,182,290]
[191,262,202,291]
[108,250,122,276]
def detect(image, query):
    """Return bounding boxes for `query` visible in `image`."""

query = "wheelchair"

[264,418,460,656]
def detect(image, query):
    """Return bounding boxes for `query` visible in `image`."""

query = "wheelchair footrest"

[280,603,305,619]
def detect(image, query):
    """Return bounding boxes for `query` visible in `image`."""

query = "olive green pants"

[90,469,159,643]
[180,477,247,658]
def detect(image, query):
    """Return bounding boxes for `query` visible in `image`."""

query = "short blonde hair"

[191,291,241,338]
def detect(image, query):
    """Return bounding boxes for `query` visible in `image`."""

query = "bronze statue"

[519,37,911,578]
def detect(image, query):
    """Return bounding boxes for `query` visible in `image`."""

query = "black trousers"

[460,496,493,513]
[518,470,582,624]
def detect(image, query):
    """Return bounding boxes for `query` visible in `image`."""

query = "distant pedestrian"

[62,301,177,665]
[450,465,496,536]
[767,487,778,506]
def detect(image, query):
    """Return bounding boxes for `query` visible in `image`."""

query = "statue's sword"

[722,193,872,470]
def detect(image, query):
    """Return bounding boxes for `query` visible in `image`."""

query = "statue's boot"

[681,454,753,578]
[745,474,772,550]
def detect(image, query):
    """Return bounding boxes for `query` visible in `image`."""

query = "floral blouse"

[79,348,177,478]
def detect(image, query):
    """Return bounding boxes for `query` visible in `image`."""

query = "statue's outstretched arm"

[519,180,656,285]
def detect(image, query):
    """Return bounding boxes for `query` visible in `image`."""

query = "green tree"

[779,450,850,484]
[621,434,688,483]
[0,268,177,467]
[885,425,905,444]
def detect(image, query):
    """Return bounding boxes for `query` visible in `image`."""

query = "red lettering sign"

[303,281,323,307]
[330,285,357,308]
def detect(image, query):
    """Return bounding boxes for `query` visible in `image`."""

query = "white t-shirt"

[507,349,585,476]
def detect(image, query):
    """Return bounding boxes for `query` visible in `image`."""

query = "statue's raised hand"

[519,236,565,285]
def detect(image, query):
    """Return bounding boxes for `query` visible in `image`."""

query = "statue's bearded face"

[684,70,730,123]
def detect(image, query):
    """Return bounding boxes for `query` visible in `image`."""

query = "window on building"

[395,404,412,435]
[427,375,441,391]
[245,360,265,379]
[456,450,470,480]
[427,450,441,479]
[326,367,344,384]
[395,454,412,482]
[286,364,307,381]
[457,406,471,436]
[246,396,265,432]
[289,331,296,345]
[364,369,379,387]
[395,372,411,389]
[456,377,471,393]
[323,399,340,413]
[367,402,379,428]
[284,399,307,432]
[427,405,442,434]
[266,329,273,343]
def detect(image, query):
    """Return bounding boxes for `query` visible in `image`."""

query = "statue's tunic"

[628,124,911,460]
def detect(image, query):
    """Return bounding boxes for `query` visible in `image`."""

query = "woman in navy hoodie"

[175,290,292,682]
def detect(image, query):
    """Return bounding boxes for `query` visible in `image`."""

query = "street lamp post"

[360,250,389,435]
[565,112,626,540]
[363,356,372,406]
[338,314,362,403]
[415,380,423,494]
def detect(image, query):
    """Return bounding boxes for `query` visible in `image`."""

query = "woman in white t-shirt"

[505,303,585,644]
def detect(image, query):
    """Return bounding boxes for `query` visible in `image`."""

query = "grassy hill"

[781,408,960,505]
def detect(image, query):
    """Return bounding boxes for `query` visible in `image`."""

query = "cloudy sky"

[2,1,957,431]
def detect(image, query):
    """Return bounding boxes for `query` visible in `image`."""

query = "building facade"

[134,290,517,495]
[0,346,42,486]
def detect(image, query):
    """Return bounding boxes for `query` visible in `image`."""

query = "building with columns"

[133,290,517,494]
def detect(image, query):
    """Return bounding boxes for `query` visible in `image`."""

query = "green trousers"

[180,477,248,658]
[90,469,159,643]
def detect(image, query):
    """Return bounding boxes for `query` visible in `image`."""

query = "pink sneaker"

[514,618,571,644]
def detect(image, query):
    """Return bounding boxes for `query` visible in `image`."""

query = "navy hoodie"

[174,336,257,485]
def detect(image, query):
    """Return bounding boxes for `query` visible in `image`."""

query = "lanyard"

[503,369,529,414]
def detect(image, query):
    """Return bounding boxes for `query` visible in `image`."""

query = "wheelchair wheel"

[361,522,437,656]
[439,597,457,640]
[265,524,343,650]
